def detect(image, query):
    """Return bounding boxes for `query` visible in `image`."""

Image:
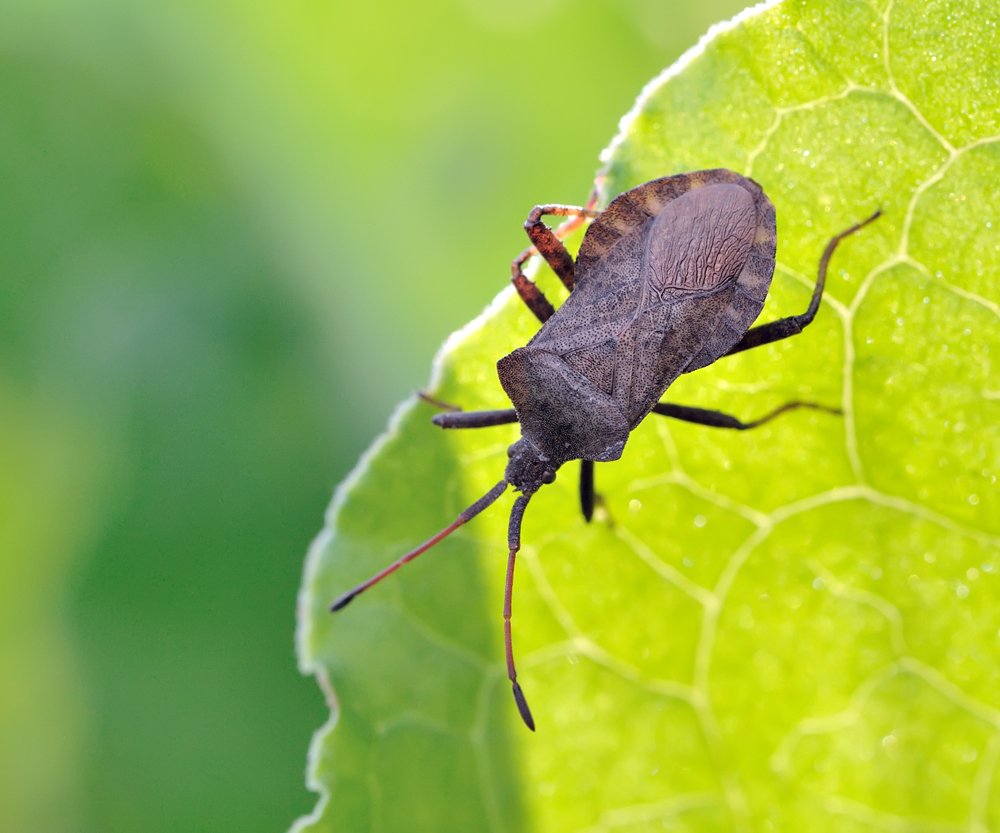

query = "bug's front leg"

[423,396,607,524]
[511,195,599,323]
[417,391,519,429]
[432,409,519,429]
[726,209,881,356]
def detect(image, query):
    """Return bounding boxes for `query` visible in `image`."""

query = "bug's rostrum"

[505,438,557,495]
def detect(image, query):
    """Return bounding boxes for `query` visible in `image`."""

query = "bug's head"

[505,438,557,495]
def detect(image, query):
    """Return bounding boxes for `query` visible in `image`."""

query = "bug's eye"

[542,469,556,485]
[507,444,517,458]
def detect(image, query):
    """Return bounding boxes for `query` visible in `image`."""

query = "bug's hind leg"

[725,209,881,356]
[651,400,841,430]
[511,193,599,323]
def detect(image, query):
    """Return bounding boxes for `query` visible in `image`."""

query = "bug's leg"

[511,192,599,323]
[578,460,615,525]
[432,409,519,429]
[651,400,841,430]
[726,209,881,356]
[580,459,595,522]
[517,202,600,291]
[418,391,519,429]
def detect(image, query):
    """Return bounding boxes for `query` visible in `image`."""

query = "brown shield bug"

[331,168,880,730]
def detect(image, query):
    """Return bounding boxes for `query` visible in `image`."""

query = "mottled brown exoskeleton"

[332,168,880,730]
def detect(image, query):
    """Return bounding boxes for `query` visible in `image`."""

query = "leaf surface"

[296,1,1000,829]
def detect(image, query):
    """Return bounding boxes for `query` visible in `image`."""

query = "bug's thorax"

[504,438,558,495]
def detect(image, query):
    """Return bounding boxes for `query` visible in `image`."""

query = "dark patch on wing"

[644,184,755,295]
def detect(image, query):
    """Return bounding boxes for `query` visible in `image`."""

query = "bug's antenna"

[330,480,508,612]
[505,493,535,731]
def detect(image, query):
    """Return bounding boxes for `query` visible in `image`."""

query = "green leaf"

[295,0,1000,829]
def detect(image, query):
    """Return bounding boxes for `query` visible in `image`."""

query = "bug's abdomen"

[626,291,738,424]
[637,181,775,376]
[596,174,776,424]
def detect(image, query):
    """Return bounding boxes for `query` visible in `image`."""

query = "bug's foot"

[583,492,615,527]
[592,493,615,528]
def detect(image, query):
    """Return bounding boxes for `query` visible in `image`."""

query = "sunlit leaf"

[296,0,999,829]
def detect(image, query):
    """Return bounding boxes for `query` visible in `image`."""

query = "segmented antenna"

[505,493,534,730]
[330,477,539,731]
[330,480,508,611]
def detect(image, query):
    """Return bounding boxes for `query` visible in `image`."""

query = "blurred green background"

[0,0,748,830]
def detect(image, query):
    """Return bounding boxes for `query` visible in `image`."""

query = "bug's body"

[331,167,879,730]
[500,170,776,493]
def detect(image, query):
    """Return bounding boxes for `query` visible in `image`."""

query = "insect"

[332,168,880,731]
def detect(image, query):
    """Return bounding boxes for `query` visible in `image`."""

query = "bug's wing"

[623,178,775,425]
[529,170,776,428]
